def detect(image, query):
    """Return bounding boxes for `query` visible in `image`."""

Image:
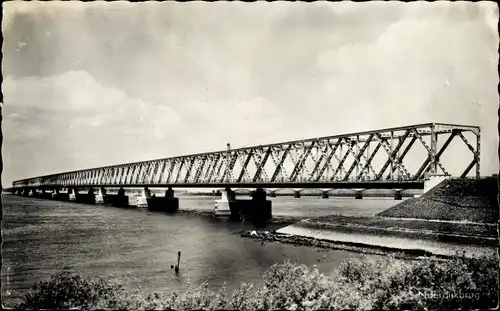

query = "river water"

[1,194,395,304]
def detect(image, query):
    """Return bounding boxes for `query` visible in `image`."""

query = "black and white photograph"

[1,0,499,310]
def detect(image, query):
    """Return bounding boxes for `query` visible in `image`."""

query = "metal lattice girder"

[12,123,481,189]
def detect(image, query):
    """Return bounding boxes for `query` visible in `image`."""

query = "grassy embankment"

[291,177,498,246]
[11,253,499,310]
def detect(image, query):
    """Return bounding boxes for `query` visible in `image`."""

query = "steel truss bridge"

[10,123,480,191]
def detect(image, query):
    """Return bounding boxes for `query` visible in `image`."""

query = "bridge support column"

[55,188,69,201]
[321,191,329,199]
[103,187,129,207]
[355,190,363,200]
[23,188,29,196]
[51,188,59,199]
[69,188,77,201]
[74,187,96,204]
[29,189,35,197]
[136,187,151,208]
[40,188,52,199]
[216,188,272,227]
[215,188,234,217]
[146,187,179,213]
[394,190,403,200]
[95,187,106,204]
[294,191,301,198]
[248,188,272,227]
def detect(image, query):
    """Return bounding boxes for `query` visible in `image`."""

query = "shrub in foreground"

[16,252,499,310]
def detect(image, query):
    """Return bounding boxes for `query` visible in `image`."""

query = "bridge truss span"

[12,123,480,189]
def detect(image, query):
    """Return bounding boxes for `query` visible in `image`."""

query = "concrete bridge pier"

[95,187,106,204]
[28,189,35,197]
[321,189,330,199]
[54,188,69,201]
[294,191,301,198]
[146,187,179,213]
[249,188,272,227]
[215,188,234,217]
[42,189,54,199]
[216,187,272,227]
[40,188,51,199]
[136,187,151,208]
[354,189,364,200]
[394,190,403,200]
[69,188,77,201]
[103,187,129,207]
[23,188,29,196]
[74,187,96,204]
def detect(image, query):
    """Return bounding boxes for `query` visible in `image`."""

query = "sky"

[1,1,499,187]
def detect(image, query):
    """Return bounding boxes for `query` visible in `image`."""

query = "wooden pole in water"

[175,251,181,274]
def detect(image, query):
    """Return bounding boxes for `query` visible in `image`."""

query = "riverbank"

[239,177,499,258]
[238,229,447,258]
[289,214,498,245]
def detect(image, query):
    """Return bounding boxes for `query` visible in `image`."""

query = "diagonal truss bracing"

[13,123,481,188]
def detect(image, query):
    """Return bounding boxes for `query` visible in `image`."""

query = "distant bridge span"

[10,123,480,191]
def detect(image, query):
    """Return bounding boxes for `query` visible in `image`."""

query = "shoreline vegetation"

[8,253,498,310]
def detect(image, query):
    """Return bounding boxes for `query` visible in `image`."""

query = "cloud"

[2,70,184,183]
[1,1,498,185]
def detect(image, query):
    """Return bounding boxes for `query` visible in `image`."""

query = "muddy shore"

[236,229,454,259]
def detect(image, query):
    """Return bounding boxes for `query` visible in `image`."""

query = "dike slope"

[377,177,498,223]
[269,177,498,256]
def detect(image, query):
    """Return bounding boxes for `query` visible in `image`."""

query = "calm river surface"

[1,194,395,304]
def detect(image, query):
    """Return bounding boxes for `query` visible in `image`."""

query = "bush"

[16,253,499,310]
[17,270,127,310]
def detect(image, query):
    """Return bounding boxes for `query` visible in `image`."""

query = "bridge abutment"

[423,174,450,194]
